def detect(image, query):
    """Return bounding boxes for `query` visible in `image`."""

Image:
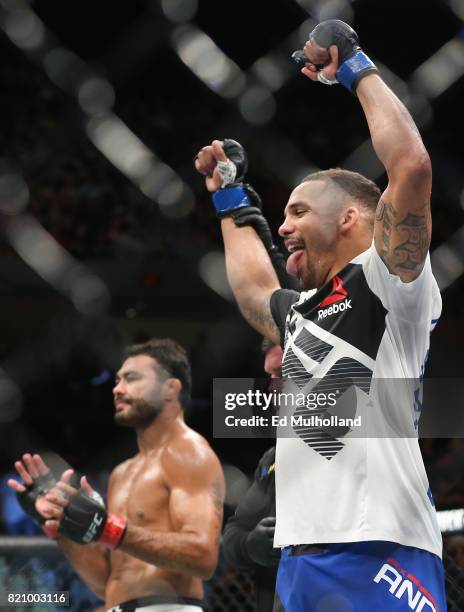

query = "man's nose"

[278,216,292,237]
[113,380,125,396]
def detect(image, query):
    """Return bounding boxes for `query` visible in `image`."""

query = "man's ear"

[162,378,182,402]
[339,206,360,234]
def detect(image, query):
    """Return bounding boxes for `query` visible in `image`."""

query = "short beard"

[300,250,333,291]
[114,398,162,429]
[300,256,319,290]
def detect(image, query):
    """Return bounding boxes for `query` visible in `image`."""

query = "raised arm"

[195,141,281,343]
[221,219,281,343]
[302,20,432,282]
[357,76,431,282]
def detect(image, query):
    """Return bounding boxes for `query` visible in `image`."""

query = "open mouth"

[287,244,304,254]
[286,243,305,277]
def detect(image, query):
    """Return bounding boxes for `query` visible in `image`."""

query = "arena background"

[0,0,464,610]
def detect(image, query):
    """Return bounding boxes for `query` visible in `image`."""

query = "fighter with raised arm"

[195,20,445,612]
[9,339,225,612]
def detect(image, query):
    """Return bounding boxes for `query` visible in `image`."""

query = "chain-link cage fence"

[438,509,464,611]
[1,519,464,611]
[443,543,464,612]
[205,568,257,612]
[2,542,257,611]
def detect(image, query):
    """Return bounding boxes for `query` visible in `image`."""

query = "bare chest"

[109,460,169,526]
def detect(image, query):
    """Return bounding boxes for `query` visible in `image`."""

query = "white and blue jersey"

[270,242,445,610]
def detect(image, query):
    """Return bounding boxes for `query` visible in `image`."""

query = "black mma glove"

[16,470,57,526]
[213,140,299,290]
[292,19,378,92]
[15,469,73,540]
[59,488,127,549]
[245,516,281,567]
[221,138,248,182]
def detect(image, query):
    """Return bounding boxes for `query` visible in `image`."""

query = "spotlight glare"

[161,0,198,23]
[4,8,45,50]
[78,77,115,115]
[198,252,233,300]
[173,26,246,98]
[239,86,276,125]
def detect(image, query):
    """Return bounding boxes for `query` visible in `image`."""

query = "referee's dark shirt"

[222,447,278,612]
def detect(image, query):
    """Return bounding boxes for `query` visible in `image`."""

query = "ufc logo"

[83,513,104,544]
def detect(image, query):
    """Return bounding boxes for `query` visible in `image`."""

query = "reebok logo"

[318,276,351,319]
[319,275,348,308]
[318,299,351,319]
[373,561,438,611]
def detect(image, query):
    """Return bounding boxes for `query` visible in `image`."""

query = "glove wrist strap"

[212,185,252,217]
[42,524,60,540]
[336,50,378,92]
[99,513,127,549]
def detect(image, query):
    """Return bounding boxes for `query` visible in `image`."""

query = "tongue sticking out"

[286,250,304,277]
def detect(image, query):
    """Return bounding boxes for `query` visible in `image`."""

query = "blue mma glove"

[211,139,253,217]
[292,19,378,93]
[213,139,299,291]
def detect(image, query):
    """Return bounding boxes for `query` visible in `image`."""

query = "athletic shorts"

[106,594,204,612]
[275,541,447,611]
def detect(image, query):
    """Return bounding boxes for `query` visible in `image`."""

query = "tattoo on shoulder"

[375,199,430,275]
[394,212,430,271]
[376,200,396,264]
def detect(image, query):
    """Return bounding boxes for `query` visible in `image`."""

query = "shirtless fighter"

[8,338,225,612]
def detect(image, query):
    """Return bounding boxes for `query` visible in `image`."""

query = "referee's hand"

[245,516,281,567]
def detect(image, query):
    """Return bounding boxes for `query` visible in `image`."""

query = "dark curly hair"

[124,338,191,409]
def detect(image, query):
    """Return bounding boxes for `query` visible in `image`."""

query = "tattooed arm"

[356,74,432,282]
[221,218,281,343]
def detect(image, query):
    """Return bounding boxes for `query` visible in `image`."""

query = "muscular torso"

[105,451,203,607]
